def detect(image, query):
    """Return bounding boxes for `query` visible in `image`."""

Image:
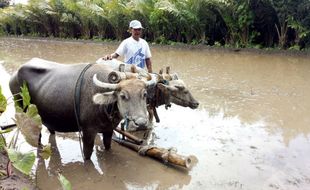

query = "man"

[103,20,153,73]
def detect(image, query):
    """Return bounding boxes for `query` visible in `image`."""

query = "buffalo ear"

[157,83,168,93]
[93,92,117,105]
[158,83,178,93]
[175,85,185,90]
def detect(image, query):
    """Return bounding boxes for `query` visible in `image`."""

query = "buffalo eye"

[120,92,128,100]
[143,91,147,99]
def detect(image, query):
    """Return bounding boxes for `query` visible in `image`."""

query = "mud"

[0,37,310,190]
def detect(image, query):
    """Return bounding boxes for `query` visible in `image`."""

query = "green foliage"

[0,85,7,114]
[0,0,309,49]
[222,0,254,47]
[19,81,31,111]
[0,127,13,134]
[0,134,6,151]
[14,82,42,147]
[58,174,72,190]
[7,148,35,175]
[14,105,43,147]
[104,0,131,40]
[39,144,52,160]
[25,104,42,124]
[0,85,7,152]
[271,0,310,48]
[0,79,43,180]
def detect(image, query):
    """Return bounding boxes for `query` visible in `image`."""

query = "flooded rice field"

[1,37,310,190]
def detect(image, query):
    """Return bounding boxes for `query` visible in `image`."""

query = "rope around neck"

[74,63,94,160]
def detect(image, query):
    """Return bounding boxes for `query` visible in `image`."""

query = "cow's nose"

[191,101,199,109]
[134,117,148,127]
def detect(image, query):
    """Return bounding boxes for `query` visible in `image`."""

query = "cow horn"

[124,72,138,79]
[166,66,170,74]
[108,71,127,83]
[144,73,157,87]
[93,74,118,91]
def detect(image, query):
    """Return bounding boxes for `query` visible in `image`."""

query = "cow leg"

[48,128,55,135]
[82,131,96,160]
[147,106,154,123]
[103,131,113,150]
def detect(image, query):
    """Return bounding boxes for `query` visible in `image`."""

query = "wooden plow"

[113,127,193,169]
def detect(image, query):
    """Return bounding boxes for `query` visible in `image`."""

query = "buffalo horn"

[144,73,157,87]
[166,66,170,74]
[93,74,118,91]
[108,71,128,84]
[124,72,139,79]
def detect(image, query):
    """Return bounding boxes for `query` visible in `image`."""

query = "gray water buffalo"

[96,59,199,125]
[146,68,199,123]
[9,58,155,159]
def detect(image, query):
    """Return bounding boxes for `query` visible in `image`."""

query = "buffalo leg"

[147,106,154,123]
[82,131,96,160]
[103,131,113,150]
[48,128,55,134]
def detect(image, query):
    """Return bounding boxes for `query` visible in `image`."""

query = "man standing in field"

[103,20,153,73]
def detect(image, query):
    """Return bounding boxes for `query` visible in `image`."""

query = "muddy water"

[1,37,310,190]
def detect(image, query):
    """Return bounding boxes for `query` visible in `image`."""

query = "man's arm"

[145,58,152,73]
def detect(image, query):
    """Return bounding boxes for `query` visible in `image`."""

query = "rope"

[103,103,115,121]
[120,115,129,140]
[137,146,177,163]
[74,63,94,160]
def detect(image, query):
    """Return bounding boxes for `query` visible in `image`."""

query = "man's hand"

[102,53,119,60]
[102,54,113,60]
[145,58,152,73]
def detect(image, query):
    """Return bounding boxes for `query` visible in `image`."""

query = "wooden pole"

[114,127,144,145]
[112,137,192,169]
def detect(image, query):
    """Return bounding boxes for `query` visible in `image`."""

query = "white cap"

[129,20,143,29]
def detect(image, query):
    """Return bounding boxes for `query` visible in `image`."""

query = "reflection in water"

[35,130,191,190]
[1,37,310,189]
[153,107,310,189]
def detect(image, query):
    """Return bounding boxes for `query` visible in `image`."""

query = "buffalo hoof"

[104,145,111,150]
[83,149,93,160]
[103,132,112,150]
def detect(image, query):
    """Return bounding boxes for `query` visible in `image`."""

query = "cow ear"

[159,83,179,92]
[175,84,185,90]
[158,83,178,93]
[93,92,117,105]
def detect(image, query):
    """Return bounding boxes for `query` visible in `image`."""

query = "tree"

[271,0,310,49]
[221,0,254,47]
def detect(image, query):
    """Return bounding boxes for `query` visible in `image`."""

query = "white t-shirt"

[115,36,151,69]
